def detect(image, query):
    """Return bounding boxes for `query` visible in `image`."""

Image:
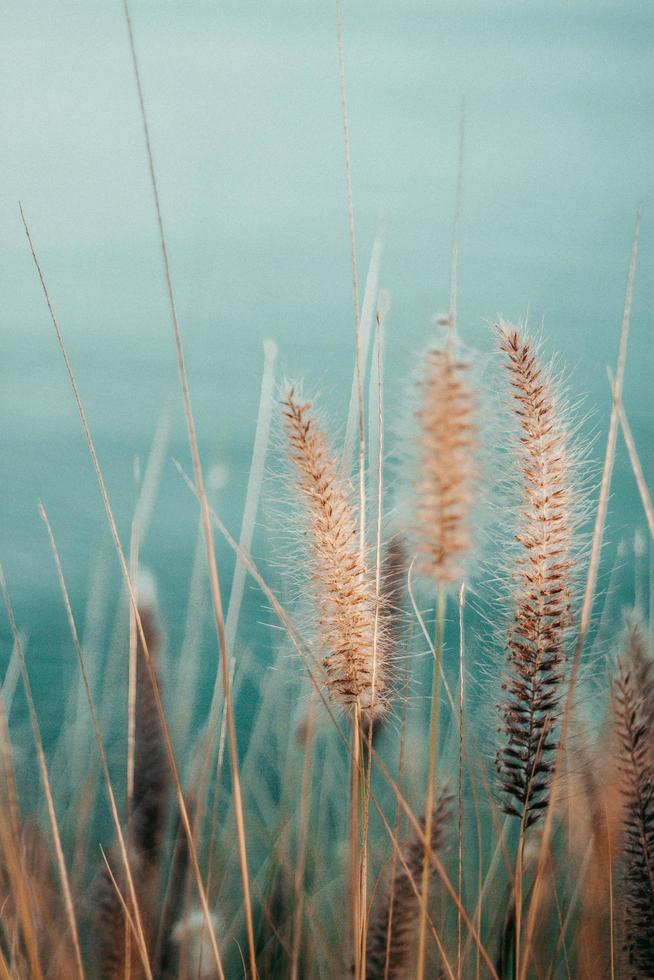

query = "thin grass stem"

[120,4,256,971]
[38,507,153,980]
[22,206,225,980]
[416,587,446,980]
[0,570,85,980]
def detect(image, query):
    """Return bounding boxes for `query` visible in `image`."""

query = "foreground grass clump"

[2,261,653,978]
[2,11,650,976]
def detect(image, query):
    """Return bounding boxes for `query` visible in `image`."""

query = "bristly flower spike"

[413,340,477,587]
[495,321,575,829]
[283,387,388,720]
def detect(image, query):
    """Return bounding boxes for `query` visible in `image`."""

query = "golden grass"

[2,10,651,980]
[3,280,650,976]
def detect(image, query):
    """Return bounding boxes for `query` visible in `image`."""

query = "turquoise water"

[1,1,652,741]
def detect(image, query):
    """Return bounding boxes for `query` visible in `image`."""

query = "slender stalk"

[360,305,387,979]
[519,209,641,980]
[120,5,256,973]
[514,837,524,978]
[290,695,316,980]
[449,98,465,340]
[38,508,153,980]
[416,587,446,980]
[614,383,654,541]
[0,570,86,980]
[189,341,277,945]
[335,0,364,554]
[22,209,222,980]
[180,466,500,978]
[457,582,466,977]
[408,562,510,889]
[127,521,139,824]
[343,239,382,474]
[606,806,615,980]
[383,662,410,980]
[204,340,277,749]
[351,708,363,980]
[336,9,367,969]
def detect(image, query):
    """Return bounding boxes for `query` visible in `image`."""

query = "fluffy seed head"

[282,388,388,719]
[495,322,575,828]
[413,343,477,585]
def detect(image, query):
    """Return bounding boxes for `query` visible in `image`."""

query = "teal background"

[1,1,652,740]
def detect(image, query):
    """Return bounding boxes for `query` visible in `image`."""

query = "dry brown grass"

[2,8,649,976]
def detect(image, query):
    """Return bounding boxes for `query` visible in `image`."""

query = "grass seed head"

[413,343,478,587]
[282,387,389,720]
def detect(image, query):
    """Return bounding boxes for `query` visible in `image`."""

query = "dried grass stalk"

[414,343,477,585]
[283,388,388,719]
[496,323,574,829]
[95,599,169,978]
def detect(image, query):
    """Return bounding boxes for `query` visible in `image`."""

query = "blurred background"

[1,0,652,741]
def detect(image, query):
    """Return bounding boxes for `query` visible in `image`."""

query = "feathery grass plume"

[495,322,575,829]
[282,387,388,719]
[612,623,654,978]
[413,339,477,586]
[364,789,452,980]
